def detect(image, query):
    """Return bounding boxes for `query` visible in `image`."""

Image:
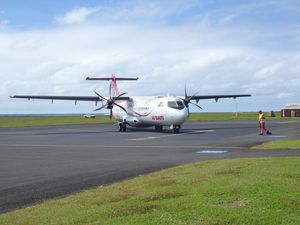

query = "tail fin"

[86,74,138,97]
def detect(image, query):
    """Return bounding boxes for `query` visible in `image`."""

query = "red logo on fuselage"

[152,116,164,121]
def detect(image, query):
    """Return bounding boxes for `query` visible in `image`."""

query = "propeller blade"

[109,82,112,99]
[116,92,127,98]
[185,85,187,98]
[113,102,127,113]
[110,109,113,119]
[94,91,108,101]
[190,101,203,109]
[188,91,200,102]
[94,104,107,111]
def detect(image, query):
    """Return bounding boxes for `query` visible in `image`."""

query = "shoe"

[259,133,263,135]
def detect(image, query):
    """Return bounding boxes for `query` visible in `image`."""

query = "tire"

[173,126,180,134]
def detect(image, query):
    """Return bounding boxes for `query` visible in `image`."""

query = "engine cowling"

[123,115,140,126]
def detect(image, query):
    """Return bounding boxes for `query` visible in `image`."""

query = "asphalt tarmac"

[0,120,299,214]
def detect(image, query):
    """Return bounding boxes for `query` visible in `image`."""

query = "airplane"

[10,74,251,133]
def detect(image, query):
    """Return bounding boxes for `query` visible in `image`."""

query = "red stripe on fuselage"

[133,110,152,117]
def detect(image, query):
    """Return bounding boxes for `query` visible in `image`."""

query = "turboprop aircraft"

[10,74,251,133]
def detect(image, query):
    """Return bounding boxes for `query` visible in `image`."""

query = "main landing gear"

[154,125,163,132]
[119,123,127,132]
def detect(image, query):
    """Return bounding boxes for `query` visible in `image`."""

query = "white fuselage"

[111,96,188,127]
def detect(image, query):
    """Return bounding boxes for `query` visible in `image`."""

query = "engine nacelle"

[123,115,140,126]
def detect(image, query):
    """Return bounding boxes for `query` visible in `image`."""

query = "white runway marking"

[267,135,288,138]
[196,150,228,154]
[62,129,94,132]
[128,130,215,141]
[276,121,299,124]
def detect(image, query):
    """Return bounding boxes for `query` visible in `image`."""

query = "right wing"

[188,94,251,102]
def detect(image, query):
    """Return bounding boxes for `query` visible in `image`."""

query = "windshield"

[167,101,184,110]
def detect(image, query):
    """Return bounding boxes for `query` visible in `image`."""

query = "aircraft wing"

[188,94,251,102]
[10,95,130,102]
[10,95,100,102]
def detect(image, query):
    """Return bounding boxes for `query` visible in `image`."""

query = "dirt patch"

[142,192,184,202]
[88,187,136,205]
[278,198,300,207]
[108,204,160,218]
[215,164,251,176]
[215,199,249,208]
[148,176,177,187]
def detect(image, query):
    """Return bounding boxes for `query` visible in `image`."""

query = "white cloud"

[55,7,98,25]
[0,19,8,27]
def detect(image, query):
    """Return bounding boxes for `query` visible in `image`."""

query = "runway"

[0,120,299,213]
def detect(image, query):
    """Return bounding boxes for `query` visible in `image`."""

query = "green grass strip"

[253,140,300,150]
[188,112,299,122]
[0,116,113,128]
[1,157,299,225]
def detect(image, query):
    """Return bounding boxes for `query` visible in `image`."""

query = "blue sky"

[2,0,300,29]
[1,0,300,113]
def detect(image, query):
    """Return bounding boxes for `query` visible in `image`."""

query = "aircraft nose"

[176,109,188,124]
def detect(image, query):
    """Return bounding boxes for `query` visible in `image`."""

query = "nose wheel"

[172,125,181,134]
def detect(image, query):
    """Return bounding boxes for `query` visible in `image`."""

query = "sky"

[1,0,300,114]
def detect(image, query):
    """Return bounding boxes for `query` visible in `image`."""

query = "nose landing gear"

[171,125,181,134]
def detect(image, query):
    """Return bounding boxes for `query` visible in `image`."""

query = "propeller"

[94,90,128,119]
[179,86,202,116]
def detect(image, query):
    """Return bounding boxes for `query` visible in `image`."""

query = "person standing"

[258,110,271,135]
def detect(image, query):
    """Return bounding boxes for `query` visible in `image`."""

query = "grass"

[0,112,298,128]
[0,116,114,128]
[188,112,299,122]
[1,157,299,225]
[253,140,300,150]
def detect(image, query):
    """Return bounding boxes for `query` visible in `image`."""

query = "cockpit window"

[167,101,184,110]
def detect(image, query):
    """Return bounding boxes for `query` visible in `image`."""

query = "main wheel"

[155,125,163,132]
[119,123,127,132]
